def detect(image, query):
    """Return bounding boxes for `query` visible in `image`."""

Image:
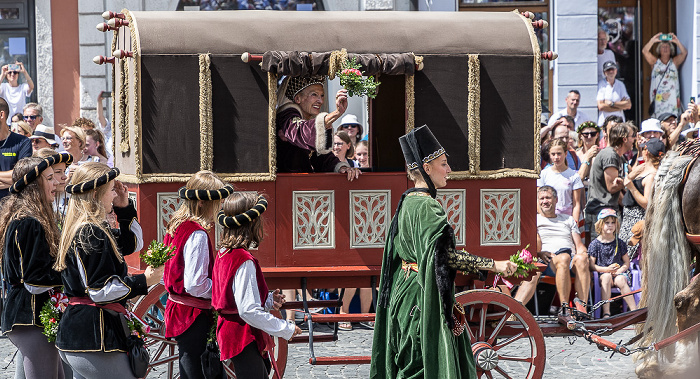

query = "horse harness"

[678,140,700,246]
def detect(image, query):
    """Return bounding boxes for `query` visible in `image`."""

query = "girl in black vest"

[0,154,71,379]
[53,162,163,378]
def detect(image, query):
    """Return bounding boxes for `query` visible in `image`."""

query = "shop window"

[0,0,35,103]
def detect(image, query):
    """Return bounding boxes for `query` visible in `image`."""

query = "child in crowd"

[163,170,233,379]
[213,192,301,378]
[588,208,637,318]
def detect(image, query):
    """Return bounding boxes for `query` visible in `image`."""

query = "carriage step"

[281,300,340,310]
[310,356,371,365]
[289,334,337,344]
[304,313,375,323]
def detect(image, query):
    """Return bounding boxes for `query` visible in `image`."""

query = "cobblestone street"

[0,323,639,378]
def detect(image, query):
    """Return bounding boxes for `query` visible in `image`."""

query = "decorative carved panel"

[157,192,183,242]
[363,0,394,10]
[350,190,390,248]
[293,190,334,249]
[436,189,466,246]
[480,189,520,246]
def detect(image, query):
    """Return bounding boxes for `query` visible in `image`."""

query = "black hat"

[10,152,74,194]
[178,184,234,201]
[399,125,446,198]
[603,61,617,71]
[217,195,268,228]
[66,167,120,194]
[656,112,677,122]
[640,138,666,157]
[285,75,326,100]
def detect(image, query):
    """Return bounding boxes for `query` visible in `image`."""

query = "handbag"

[200,340,224,379]
[126,335,150,378]
[649,62,671,116]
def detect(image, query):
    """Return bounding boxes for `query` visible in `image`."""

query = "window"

[0,0,35,102]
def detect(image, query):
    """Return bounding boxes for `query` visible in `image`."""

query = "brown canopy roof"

[130,10,536,57]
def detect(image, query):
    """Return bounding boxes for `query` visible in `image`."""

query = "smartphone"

[100,91,112,98]
[691,97,695,104]
[7,63,20,72]
[660,33,672,41]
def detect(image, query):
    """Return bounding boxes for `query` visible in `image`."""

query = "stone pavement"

[0,324,639,378]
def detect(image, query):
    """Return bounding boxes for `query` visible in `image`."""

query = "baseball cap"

[640,118,664,134]
[597,208,618,221]
[656,112,677,122]
[28,124,58,146]
[603,61,617,71]
[639,138,666,157]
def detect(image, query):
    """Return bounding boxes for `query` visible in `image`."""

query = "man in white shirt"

[597,61,631,125]
[537,185,590,325]
[547,90,594,129]
[598,28,616,83]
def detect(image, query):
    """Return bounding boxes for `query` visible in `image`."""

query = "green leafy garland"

[39,300,61,343]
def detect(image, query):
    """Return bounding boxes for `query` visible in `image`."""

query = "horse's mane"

[637,150,694,364]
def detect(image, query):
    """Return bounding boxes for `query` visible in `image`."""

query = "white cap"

[640,118,664,135]
[682,125,700,138]
[339,114,361,127]
[28,124,58,145]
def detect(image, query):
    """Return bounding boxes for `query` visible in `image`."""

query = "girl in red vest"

[213,192,301,378]
[163,171,233,379]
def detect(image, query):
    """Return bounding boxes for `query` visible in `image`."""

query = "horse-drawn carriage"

[94,8,700,379]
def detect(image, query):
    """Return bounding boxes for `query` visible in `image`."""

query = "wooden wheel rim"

[132,284,289,378]
[455,289,546,379]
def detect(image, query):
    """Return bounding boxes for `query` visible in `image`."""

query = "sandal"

[602,313,611,319]
[573,297,588,314]
[338,322,352,331]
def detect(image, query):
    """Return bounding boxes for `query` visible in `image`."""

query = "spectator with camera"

[0,62,34,122]
[643,33,687,118]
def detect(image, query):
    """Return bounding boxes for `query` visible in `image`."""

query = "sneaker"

[360,321,375,329]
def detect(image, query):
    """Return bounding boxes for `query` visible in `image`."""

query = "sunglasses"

[24,115,38,120]
[7,71,18,75]
[581,132,598,137]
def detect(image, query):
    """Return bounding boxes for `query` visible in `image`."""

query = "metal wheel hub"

[472,341,499,371]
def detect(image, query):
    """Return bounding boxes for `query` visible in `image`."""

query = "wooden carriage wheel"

[455,289,546,379]
[131,283,289,378]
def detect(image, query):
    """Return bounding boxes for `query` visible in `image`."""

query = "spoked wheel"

[131,284,289,378]
[132,283,179,378]
[455,289,545,379]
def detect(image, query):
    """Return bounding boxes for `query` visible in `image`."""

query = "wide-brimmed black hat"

[399,125,446,198]
[10,152,73,194]
[285,75,326,100]
[178,184,234,201]
[65,167,120,194]
[217,195,268,228]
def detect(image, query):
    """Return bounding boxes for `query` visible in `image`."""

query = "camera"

[7,63,20,72]
[660,34,672,41]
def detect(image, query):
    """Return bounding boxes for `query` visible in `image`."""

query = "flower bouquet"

[507,245,538,278]
[40,290,69,343]
[493,245,538,289]
[338,57,380,99]
[126,311,150,338]
[140,240,176,268]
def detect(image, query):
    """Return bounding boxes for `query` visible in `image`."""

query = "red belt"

[69,297,127,315]
[168,293,212,309]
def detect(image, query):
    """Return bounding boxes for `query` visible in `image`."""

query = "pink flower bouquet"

[338,57,380,98]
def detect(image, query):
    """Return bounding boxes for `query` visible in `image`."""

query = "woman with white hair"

[642,33,687,117]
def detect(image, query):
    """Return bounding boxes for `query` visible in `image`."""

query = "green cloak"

[370,193,476,379]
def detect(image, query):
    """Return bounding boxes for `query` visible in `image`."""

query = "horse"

[635,140,700,379]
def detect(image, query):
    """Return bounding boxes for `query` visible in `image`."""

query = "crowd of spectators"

[532,77,700,322]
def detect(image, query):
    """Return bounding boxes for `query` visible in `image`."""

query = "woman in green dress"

[370,125,518,379]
